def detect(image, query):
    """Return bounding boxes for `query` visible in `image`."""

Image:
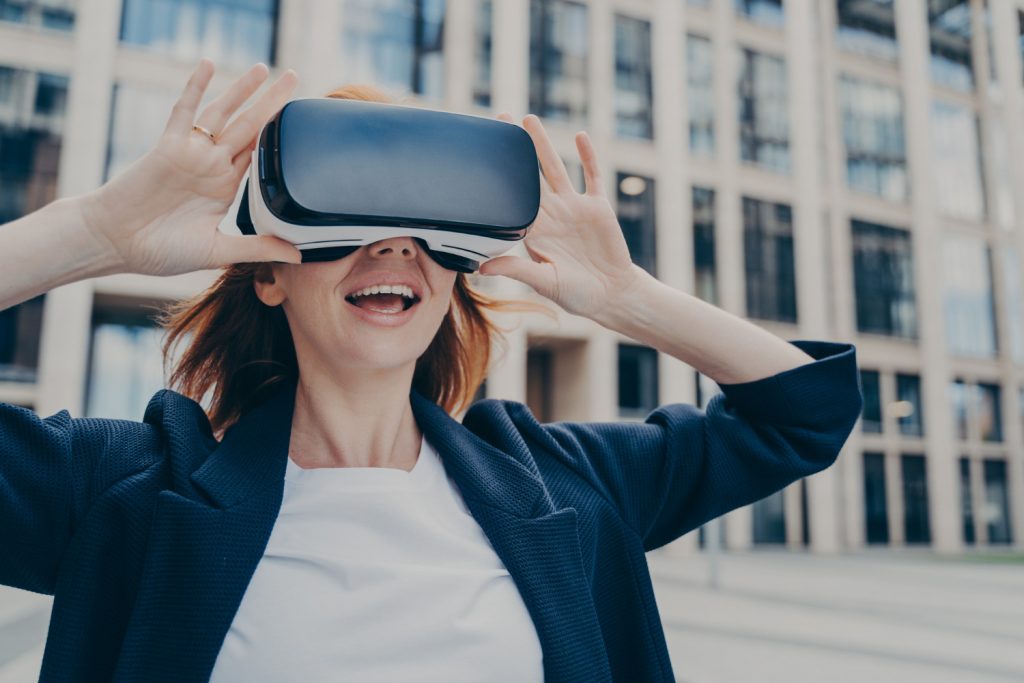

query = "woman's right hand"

[81,59,303,276]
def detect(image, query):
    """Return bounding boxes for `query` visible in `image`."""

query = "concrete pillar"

[36,0,121,417]
[894,0,961,553]
[444,0,475,112]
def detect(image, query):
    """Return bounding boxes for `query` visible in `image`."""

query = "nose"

[367,236,419,261]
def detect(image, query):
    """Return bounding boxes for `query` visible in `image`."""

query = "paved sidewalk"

[2,550,1022,681]
[649,549,1024,683]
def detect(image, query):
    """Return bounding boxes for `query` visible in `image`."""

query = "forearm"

[0,194,121,311]
[594,266,815,385]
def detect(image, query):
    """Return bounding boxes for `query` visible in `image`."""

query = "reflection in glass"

[927,0,973,92]
[86,316,167,419]
[929,101,985,221]
[738,48,790,173]
[618,344,658,417]
[530,0,588,126]
[859,369,882,433]
[120,0,277,68]
[735,0,784,28]
[687,35,714,157]
[0,0,75,30]
[901,454,930,544]
[473,0,493,107]
[975,382,1002,442]
[839,76,907,202]
[958,457,975,544]
[753,490,786,544]
[616,172,657,276]
[942,234,997,358]
[851,220,917,339]
[743,197,796,323]
[341,0,446,99]
[614,14,653,139]
[950,379,969,440]
[692,186,716,305]
[983,459,1012,543]
[836,0,898,61]
[863,452,888,544]
[895,373,924,436]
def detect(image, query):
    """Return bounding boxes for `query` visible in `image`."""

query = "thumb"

[209,233,303,267]
[478,254,551,292]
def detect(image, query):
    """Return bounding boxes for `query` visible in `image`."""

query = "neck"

[288,359,422,470]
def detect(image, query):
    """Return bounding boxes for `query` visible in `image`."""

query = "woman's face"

[255,236,459,373]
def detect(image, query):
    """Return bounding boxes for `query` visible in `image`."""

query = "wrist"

[57,193,125,277]
[591,265,663,334]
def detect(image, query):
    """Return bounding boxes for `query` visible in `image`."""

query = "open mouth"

[344,291,421,314]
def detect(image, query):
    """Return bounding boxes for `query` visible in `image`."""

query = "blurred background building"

[1,0,1023,557]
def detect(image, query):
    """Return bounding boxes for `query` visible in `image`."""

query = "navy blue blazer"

[0,339,861,682]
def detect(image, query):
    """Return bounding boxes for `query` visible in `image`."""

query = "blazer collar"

[188,377,552,520]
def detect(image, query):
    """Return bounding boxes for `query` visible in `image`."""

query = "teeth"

[348,284,416,299]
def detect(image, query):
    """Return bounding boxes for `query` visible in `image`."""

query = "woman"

[0,60,862,682]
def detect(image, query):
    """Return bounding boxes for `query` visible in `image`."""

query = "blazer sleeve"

[515,340,862,552]
[0,401,164,594]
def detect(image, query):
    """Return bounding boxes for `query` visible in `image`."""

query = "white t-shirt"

[209,434,545,682]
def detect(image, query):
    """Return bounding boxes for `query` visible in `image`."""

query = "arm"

[0,59,300,312]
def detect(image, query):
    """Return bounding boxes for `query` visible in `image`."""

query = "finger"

[575,131,604,197]
[477,254,553,294]
[217,69,299,157]
[208,233,302,267]
[231,137,258,177]
[165,58,215,137]
[522,114,573,194]
[496,111,515,124]
[195,63,270,137]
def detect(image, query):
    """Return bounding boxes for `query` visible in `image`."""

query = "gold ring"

[191,124,217,142]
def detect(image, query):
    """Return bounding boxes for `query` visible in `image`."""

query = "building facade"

[1,0,1023,554]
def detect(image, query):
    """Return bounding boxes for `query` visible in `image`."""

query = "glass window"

[901,454,930,544]
[752,490,786,544]
[983,459,1012,544]
[618,344,658,417]
[614,14,653,140]
[694,369,720,410]
[1003,248,1024,364]
[692,186,716,305]
[735,0,784,28]
[895,373,924,437]
[0,295,44,382]
[473,0,493,107]
[738,48,790,173]
[529,0,588,126]
[859,369,882,433]
[958,457,975,545]
[341,0,445,99]
[836,0,898,61]
[950,379,969,440]
[863,452,889,544]
[1019,11,1024,86]
[687,34,714,156]
[85,310,167,419]
[929,101,985,222]
[0,66,68,223]
[0,0,75,30]
[851,220,917,339]
[120,0,277,68]
[927,0,973,92]
[942,234,997,358]
[975,382,1002,442]
[743,197,796,323]
[105,84,177,182]
[838,76,907,202]
[617,173,657,277]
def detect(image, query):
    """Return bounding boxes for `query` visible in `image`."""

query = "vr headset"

[236,97,541,272]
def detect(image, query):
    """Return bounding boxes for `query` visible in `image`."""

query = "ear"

[253,263,287,306]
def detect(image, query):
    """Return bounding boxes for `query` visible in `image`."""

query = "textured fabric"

[0,339,862,682]
[208,434,544,682]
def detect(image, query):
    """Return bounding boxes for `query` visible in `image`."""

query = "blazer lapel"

[411,391,612,683]
[115,380,611,683]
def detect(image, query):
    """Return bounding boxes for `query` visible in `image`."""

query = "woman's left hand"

[477,114,646,320]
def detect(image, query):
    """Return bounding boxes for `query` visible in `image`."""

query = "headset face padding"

[236,98,540,273]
